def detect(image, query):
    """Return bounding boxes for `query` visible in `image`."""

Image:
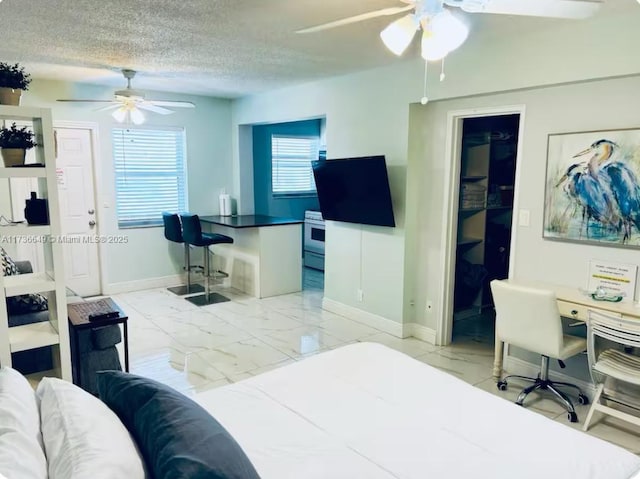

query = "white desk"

[199,215,303,299]
[493,281,640,380]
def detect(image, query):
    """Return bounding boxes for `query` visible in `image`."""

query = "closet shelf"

[457,237,483,247]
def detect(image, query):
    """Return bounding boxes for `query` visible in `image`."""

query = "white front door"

[55,128,101,297]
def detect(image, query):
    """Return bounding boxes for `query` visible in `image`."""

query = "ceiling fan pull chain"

[440,57,446,82]
[421,60,429,105]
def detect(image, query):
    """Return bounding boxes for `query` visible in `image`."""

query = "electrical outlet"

[519,209,530,227]
[357,289,364,302]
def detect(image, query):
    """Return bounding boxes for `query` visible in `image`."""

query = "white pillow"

[36,377,146,479]
[0,367,47,479]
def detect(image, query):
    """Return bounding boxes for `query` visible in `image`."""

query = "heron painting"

[544,128,640,247]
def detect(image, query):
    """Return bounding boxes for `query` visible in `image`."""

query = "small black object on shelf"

[24,191,49,225]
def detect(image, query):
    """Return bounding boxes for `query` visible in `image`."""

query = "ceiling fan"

[297,0,603,60]
[57,69,195,125]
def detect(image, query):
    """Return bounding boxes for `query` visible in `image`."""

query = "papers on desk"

[588,260,637,303]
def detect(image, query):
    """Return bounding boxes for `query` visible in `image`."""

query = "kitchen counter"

[199,214,303,229]
[199,215,302,298]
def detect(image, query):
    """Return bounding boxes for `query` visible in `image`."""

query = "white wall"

[233,63,420,324]
[231,6,640,331]
[17,79,232,290]
[409,75,640,330]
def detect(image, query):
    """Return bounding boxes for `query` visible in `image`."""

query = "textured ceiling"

[0,0,631,98]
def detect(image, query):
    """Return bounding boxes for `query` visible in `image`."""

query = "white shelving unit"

[0,105,71,380]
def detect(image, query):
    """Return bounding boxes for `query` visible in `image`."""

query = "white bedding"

[195,342,640,479]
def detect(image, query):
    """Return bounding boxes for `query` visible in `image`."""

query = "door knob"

[89,220,96,227]
[88,209,95,215]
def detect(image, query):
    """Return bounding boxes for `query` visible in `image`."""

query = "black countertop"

[199,215,303,229]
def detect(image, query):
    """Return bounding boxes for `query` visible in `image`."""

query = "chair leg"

[186,243,192,290]
[516,382,542,406]
[547,383,576,415]
[550,380,584,395]
[183,246,230,306]
[583,384,604,432]
[203,246,211,299]
[502,374,538,384]
[167,243,205,296]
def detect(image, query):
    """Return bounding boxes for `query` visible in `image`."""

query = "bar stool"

[180,213,234,306]
[162,212,205,296]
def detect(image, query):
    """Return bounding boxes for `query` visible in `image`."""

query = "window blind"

[113,127,187,228]
[272,135,319,196]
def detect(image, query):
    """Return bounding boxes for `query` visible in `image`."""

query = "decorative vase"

[0,87,22,106]
[1,148,26,167]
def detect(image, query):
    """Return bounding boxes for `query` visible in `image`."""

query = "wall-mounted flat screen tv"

[312,155,395,227]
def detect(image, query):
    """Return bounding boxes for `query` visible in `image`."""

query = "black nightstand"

[68,298,129,391]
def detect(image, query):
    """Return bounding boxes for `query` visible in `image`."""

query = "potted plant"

[0,122,37,167]
[0,63,32,106]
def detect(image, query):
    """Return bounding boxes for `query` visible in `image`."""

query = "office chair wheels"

[577,394,589,405]
[567,412,578,423]
[497,381,508,391]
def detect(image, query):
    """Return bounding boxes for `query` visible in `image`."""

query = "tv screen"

[312,155,395,227]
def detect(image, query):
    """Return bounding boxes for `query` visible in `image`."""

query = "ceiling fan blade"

[137,103,174,115]
[95,104,121,112]
[56,99,117,103]
[451,0,602,19]
[296,5,415,34]
[147,100,196,108]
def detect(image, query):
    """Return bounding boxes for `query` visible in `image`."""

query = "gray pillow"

[96,371,260,479]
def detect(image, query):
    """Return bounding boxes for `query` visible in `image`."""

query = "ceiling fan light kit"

[112,104,145,125]
[378,2,471,62]
[380,14,419,56]
[419,10,469,61]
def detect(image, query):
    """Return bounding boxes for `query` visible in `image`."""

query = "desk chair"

[490,280,589,422]
[180,213,233,306]
[162,212,204,296]
[583,310,640,431]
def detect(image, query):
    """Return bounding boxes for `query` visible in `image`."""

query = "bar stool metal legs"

[167,244,205,296]
[185,246,230,306]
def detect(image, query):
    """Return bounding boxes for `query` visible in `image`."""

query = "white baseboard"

[405,323,437,344]
[322,298,406,338]
[321,298,438,344]
[504,355,596,398]
[103,274,186,295]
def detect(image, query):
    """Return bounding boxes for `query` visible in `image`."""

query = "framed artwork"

[544,128,640,247]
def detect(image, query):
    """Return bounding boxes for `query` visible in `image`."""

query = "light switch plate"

[519,209,530,227]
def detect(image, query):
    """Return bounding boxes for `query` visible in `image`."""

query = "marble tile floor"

[112,273,640,455]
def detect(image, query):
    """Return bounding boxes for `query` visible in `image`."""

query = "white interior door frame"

[53,120,106,294]
[437,104,527,346]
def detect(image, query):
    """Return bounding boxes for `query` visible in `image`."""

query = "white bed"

[195,342,640,479]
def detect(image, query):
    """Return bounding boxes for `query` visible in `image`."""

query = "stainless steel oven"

[304,210,325,271]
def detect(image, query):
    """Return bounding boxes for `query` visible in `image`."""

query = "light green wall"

[18,79,232,288]
[233,62,418,325]
[231,6,640,329]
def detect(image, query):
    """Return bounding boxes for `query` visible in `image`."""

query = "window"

[113,127,187,228]
[271,135,319,196]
